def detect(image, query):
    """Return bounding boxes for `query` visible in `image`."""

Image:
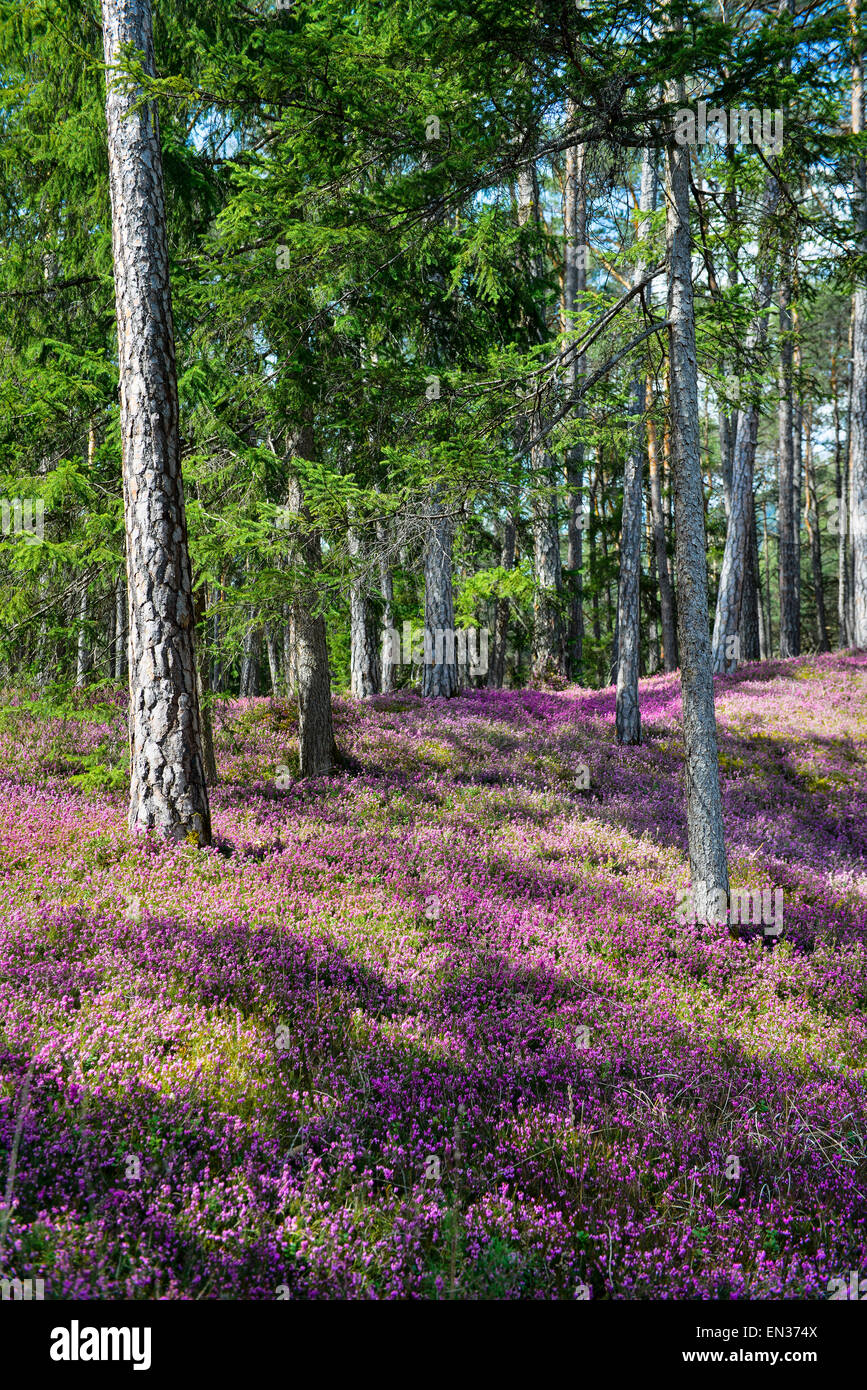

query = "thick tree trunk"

[349,524,381,697]
[101,0,210,844]
[803,402,830,651]
[286,431,341,773]
[666,75,729,916]
[712,176,778,672]
[778,274,800,656]
[422,488,459,697]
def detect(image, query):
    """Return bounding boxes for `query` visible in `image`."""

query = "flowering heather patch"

[0,654,865,1299]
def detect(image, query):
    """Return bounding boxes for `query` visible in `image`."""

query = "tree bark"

[850,0,867,645]
[422,488,459,697]
[615,145,656,742]
[376,516,396,693]
[666,70,729,916]
[114,572,126,682]
[349,523,381,697]
[101,0,210,844]
[712,176,778,672]
[286,428,341,772]
[490,512,517,688]
[803,401,830,651]
[518,164,566,684]
[193,583,218,785]
[563,125,586,682]
[778,273,800,656]
[647,389,677,671]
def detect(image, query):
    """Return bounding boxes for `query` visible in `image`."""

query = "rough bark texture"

[712,176,778,672]
[740,501,762,662]
[778,275,801,657]
[102,0,211,844]
[666,80,729,914]
[286,429,340,773]
[422,488,459,698]
[348,524,381,697]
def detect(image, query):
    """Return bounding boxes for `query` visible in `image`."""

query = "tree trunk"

[422,488,459,697]
[286,432,341,772]
[349,524,381,697]
[114,572,126,682]
[193,583,218,785]
[266,625,281,694]
[76,584,89,687]
[563,125,586,682]
[490,513,517,688]
[647,388,677,671]
[712,176,778,672]
[376,518,396,693]
[101,0,210,844]
[666,71,729,916]
[615,144,656,742]
[778,273,800,656]
[803,402,830,651]
[850,0,867,645]
[239,616,261,697]
[518,164,565,684]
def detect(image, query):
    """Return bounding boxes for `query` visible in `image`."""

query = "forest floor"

[0,653,865,1298]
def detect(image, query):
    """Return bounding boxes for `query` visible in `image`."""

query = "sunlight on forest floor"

[0,652,865,1298]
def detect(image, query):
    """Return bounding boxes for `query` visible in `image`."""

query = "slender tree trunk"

[712,176,778,671]
[266,626,281,693]
[803,402,830,651]
[615,145,656,741]
[114,572,126,682]
[834,349,852,646]
[563,125,586,681]
[349,523,381,697]
[283,603,297,698]
[850,0,867,645]
[778,273,800,656]
[666,70,729,915]
[422,488,459,697]
[518,164,565,684]
[75,583,89,687]
[376,516,395,693]
[740,502,761,662]
[101,0,210,843]
[239,615,260,697]
[647,390,677,671]
[193,584,218,785]
[491,513,516,688]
